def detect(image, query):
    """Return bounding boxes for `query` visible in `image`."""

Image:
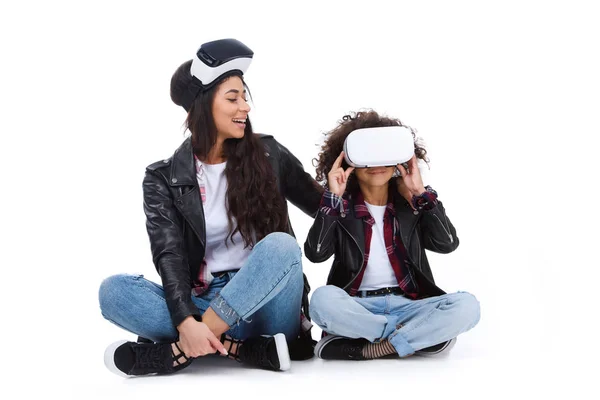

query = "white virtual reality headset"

[181,38,253,111]
[190,38,253,88]
[343,126,415,168]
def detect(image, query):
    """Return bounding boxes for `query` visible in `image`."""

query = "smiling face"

[354,166,396,189]
[212,75,251,140]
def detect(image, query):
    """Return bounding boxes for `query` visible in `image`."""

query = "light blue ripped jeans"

[98,232,304,343]
[310,285,480,357]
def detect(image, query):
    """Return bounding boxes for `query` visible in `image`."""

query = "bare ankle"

[202,307,230,337]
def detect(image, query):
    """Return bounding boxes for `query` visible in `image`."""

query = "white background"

[1,0,598,398]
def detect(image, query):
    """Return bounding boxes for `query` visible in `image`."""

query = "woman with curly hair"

[305,110,480,360]
[98,39,322,376]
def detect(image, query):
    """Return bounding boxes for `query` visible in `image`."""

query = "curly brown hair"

[313,110,429,194]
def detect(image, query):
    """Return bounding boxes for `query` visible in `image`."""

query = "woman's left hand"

[396,155,426,207]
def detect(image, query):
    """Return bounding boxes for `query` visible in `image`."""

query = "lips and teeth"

[233,118,246,125]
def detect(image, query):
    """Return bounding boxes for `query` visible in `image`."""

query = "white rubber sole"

[273,333,291,371]
[415,337,457,357]
[313,335,343,359]
[104,340,131,378]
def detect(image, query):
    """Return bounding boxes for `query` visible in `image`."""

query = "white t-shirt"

[200,161,252,274]
[358,202,399,291]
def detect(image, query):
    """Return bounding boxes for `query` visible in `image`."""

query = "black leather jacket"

[304,191,459,298]
[143,135,322,327]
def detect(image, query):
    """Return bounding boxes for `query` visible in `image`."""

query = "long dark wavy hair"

[170,60,288,247]
[314,110,429,194]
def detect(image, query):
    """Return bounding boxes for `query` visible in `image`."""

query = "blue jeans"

[310,285,480,357]
[99,232,304,343]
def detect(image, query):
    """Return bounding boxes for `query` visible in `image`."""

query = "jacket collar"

[353,190,397,224]
[170,137,197,186]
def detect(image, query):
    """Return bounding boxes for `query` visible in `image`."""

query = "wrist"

[321,189,347,216]
[411,186,426,196]
[411,186,438,211]
[177,314,201,331]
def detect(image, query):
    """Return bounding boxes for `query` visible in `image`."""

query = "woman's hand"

[328,151,354,197]
[177,316,228,358]
[396,155,426,207]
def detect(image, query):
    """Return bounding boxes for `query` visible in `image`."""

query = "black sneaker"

[104,340,192,377]
[136,336,154,344]
[238,333,290,371]
[314,335,368,360]
[415,338,456,357]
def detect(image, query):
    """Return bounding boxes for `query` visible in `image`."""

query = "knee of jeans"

[457,292,481,327]
[310,285,347,324]
[99,274,138,316]
[255,232,301,265]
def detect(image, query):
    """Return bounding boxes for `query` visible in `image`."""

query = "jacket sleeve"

[419,200,460,254]
[276,140,324,217]
[303,191,343,263]
[143,170,201,327]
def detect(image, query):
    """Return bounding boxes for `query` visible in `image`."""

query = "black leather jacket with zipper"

[143,135,323,328]
[304,190,459,298]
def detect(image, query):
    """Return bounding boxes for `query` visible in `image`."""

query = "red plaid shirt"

[320,188,439,299]
[191,155,211,297]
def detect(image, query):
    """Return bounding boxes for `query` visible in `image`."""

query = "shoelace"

[241,338,273,368]
[342,343,363,358]
[133,345,167,371]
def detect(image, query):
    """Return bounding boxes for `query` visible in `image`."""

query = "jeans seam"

[387,329,416,356]
[132,276,168,304]
[237,259,300,320]
[400,299,448,335]
[101,313,130,332]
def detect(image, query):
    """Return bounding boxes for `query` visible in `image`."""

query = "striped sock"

[362,339,397,359]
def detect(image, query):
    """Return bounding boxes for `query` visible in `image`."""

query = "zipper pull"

[317,244,321,253]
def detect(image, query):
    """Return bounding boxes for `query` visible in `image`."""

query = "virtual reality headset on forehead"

[181,38,254,111]
[343,126,415,168]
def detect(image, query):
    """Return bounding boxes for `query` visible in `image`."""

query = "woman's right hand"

[328,151,354,197]
[177,316,228,358]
